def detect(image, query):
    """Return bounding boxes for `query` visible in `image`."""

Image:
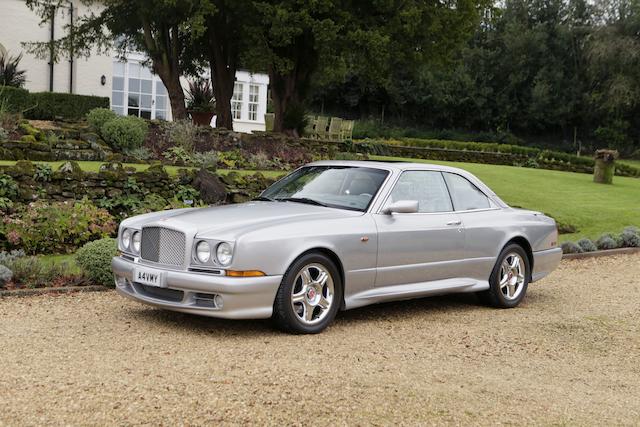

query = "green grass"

[371,155,640,242]
[0,160,284,178]
[38,254,81,275]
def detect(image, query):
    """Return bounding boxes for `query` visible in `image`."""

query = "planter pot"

[189,111,215,126]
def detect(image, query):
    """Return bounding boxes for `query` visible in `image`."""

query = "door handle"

[446,220,462,226]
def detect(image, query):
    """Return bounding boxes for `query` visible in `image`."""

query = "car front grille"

[140,226,186,267]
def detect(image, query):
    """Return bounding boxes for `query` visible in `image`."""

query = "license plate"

[134,267,166,288]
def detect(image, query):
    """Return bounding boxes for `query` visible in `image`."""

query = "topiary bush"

[561,241,583,254]
[596,233,619,250]
[101,115,148,151]
[576,238,597,252]
[87,108,117,134]
[619,226,640,247]
[76,238,118,287]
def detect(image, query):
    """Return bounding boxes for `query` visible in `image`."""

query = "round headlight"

[121,229,132,250]
[216,242,233,266]
[132,231,141,254]
[196,241,211,263]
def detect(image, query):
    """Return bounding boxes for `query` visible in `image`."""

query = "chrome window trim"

[375,168,501,215]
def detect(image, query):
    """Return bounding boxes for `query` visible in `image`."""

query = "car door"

[442,172,503,280]
[373,170,466,287]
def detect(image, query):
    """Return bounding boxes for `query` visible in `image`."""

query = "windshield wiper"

[253,196,276,202]
[278,197,329,207]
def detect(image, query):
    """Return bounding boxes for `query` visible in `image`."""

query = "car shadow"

[125,292,489,336]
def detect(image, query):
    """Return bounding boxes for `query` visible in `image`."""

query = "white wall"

[0,0,269,133]
[0,0,111,98]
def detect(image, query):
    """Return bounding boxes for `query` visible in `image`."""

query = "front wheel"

[272,253,342,334]
[479,244,530,308]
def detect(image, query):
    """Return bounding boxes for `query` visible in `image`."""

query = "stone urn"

[593,149,618,184]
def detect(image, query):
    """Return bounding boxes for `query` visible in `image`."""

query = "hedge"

[0,85,109,120]
[356,138,640,178]
[0,86,31,113]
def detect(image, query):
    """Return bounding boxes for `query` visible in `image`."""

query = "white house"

[0,0,269,133]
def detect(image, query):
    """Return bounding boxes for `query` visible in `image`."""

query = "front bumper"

[531,247,563,282]
[111,256,283,319]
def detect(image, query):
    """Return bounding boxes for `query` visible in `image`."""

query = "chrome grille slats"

[140,226,186,267]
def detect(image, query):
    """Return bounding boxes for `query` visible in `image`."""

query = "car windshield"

[261,166,389,211]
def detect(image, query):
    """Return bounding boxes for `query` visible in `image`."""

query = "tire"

[272,252,343,334]
[478,243,530,308]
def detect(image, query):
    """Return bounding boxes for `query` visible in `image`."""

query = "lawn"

[619,159,640,168]
[0,160,285,179]
[371,155,640,241]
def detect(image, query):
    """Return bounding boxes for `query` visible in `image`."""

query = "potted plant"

[186,79,216,126]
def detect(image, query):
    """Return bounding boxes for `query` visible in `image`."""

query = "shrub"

[0,249,25,266]
[125,146,153,162]
[0,173,18,200]
[25,92,110,120]
[33,163,52,182]
[0,53,27,88]
[3,199,116,254]
[0,173,18,210]
[4,256,68,289]
[168,120,198,152]
[576,238,597,252]
[192,150,218,170]
[561,241,583,254]
[87,108,117,134]
[619,227,640,247]
[76,238,118,287]
[0,264,12,286]
[185,79,215,113]
[101,115,148,151]
[596,233,619,250]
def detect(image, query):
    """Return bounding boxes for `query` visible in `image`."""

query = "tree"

[24,0,206,120]
[199,0,258,130]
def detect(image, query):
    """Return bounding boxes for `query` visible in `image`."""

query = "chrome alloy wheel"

[291,263,335,325]
[500,253,526,300]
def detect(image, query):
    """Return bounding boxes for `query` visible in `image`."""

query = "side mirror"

[382,200,419,214]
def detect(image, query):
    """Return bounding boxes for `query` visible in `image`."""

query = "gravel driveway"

[1,254,639,426]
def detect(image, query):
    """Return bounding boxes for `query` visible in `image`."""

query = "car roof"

[308,160,468,174]
[306,160,509,208]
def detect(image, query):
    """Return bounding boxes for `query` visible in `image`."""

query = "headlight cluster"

[194,240,233,266]
[121,228,141,255]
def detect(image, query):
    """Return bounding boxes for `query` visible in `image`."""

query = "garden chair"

[304,114,317,137]
[328,117,343,140]
[315,116,329,139]
[264,113,275,132]
[340,120,354,141]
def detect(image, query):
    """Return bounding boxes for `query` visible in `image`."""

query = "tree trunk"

[269,64,309,136]
[165,77,188,120]
[206,14,237,131]
[210,59,235,130]
[140,20,187,120]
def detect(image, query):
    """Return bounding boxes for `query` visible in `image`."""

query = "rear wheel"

[272,252,342,334]
[479,244,530,308]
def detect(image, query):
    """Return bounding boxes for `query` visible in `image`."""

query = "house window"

[111,60,169,120]
[248,84,259,121]
[232,83,243,120]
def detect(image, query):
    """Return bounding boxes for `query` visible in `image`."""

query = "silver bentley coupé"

[112,161,562,333]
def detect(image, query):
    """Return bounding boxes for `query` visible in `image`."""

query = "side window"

[388,171,453,213]
[443,173,490,211]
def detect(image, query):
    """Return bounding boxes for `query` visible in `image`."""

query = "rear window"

[443,173,490,211]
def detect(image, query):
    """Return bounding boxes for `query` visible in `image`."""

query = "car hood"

[122,201,363,239]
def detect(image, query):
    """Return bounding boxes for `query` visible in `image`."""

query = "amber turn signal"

[226,270,266,277]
